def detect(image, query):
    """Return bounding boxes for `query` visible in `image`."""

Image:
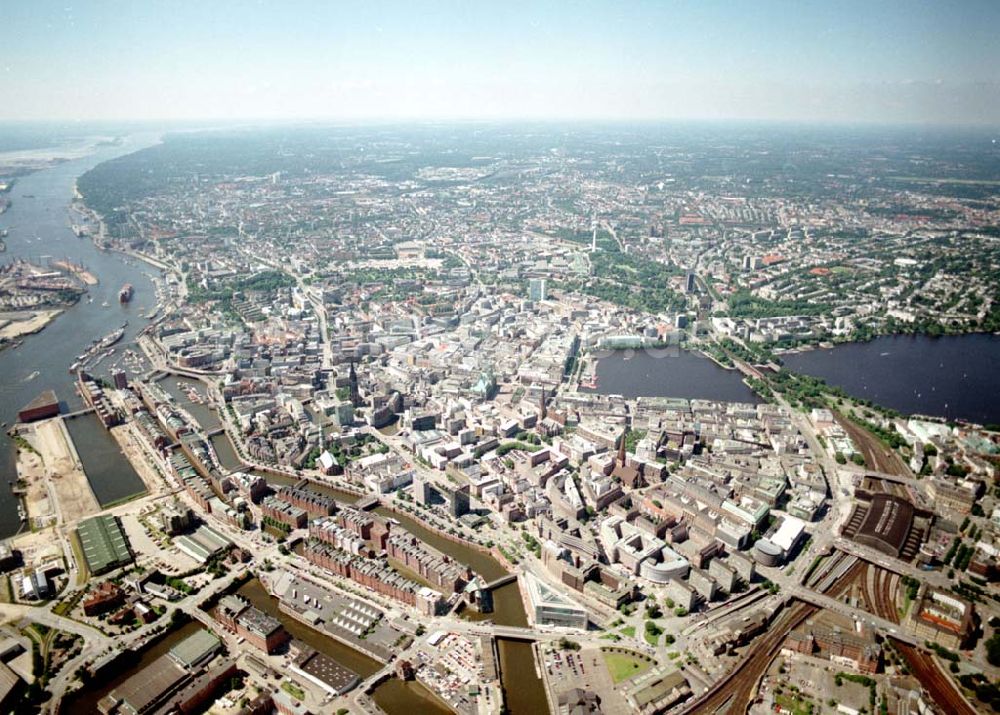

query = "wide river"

[781,333,1000,425]
[0,134,163,537]
[4,134,550,712]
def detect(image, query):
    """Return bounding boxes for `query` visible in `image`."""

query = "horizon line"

[1,115,999,131]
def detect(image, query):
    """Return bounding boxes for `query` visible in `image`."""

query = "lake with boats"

[780,333,1000,425]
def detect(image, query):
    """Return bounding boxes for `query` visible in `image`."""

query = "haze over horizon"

[4,0,1000,126]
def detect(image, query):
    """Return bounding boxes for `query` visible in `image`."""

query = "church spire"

[348,360,361,406]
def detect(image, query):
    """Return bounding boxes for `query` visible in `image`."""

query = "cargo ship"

[119,283,134,303]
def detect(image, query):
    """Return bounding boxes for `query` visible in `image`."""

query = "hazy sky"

[4,0,1000,125]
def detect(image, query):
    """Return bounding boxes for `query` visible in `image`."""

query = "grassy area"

[601,649,653,684]
[100,490,147,510]
[620,626,636,638]
[281,680,305,701]
[643,620,663,646]
[774,692,814,715]
[52,589,85,616]
[68,531,90,586]
[900,591,912,619]
[12,435,39,457]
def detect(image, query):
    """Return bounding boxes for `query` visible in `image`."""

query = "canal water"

[372,506,547,715]
[781,334,1000,425]
[236,578,452,715]
[60,619,204,713]
[581,347,762,403]
[64,413,146,506]
[0,132,163,537]
[157,375,222,431]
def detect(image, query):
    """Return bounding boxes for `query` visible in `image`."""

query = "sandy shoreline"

[0,309,63,343]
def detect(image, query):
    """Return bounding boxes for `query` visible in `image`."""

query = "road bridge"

[62,406,96,419]
[786,585,920,646]
[833,539,951,589]
[485,573,517,590]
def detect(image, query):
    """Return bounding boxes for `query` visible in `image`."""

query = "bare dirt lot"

[22,418,100,525]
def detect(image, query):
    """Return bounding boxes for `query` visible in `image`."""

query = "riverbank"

[50,260,99,286]
[0,309,62,344]
[16,417,100,527]
[377,500,496,556]
[109,423,164,498]
[695,347,739,371]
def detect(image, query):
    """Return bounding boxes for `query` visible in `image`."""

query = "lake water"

[0,133,162,536]
[781,334,1000,425]
[581,347,762,403]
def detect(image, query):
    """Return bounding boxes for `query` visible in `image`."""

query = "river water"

[0,134,163,537]
[1,133,551,711]
[781,334,1000,425]
[582,347,762,403]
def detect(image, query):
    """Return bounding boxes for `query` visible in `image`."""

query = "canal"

[780,333,1000,425]
[64,413,145,507]
[157,375,222,432]
[0,132,163,537]
[60,619,204,713]
[236,578,452,715]
[581,347,762,403]
[372,506,547,715]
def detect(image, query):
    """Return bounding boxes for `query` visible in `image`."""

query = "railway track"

[862,564,977,715]
[894,643,977,715]
[678,561,865,715]
[677,600,819,715]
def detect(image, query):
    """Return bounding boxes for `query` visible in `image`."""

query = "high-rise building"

[685,272,697,294]
[529,278,547,302]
